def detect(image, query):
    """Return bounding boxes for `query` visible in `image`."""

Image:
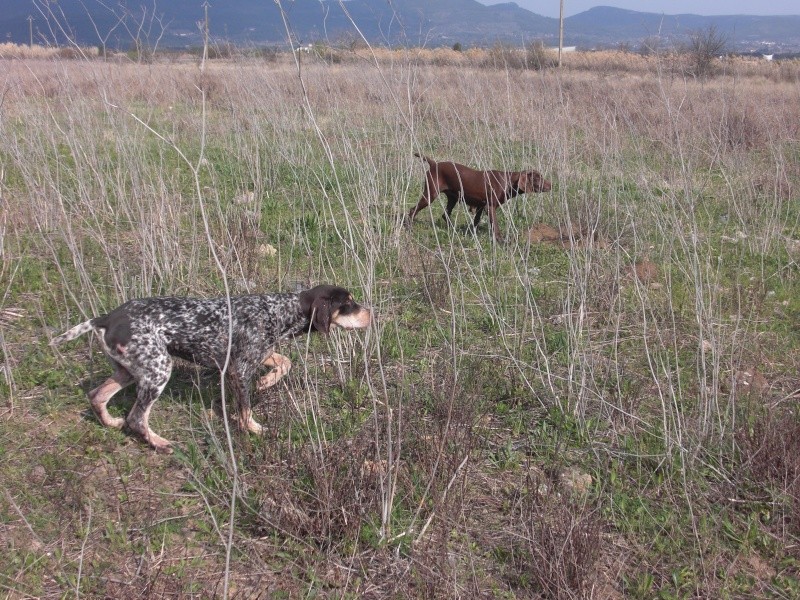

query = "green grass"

[0,54,798,598]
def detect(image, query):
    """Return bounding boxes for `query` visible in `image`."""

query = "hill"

[1,1,799,51]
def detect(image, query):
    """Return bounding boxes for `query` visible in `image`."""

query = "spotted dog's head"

[299,285,371,334]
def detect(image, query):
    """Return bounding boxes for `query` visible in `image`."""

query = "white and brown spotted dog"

[50,285,371,453]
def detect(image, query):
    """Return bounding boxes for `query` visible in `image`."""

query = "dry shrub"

[526,41,557,70]
[0,42,98,59]
[252,416,385,544]
[398,243,455,310]
[737,410,800,535]
[482,43,527,70]
[425,47,471,68]
[561,49,650,73]
[398,360,484,593]
[719,103,768,149]
[310,43,348,65]
[194,69,224,101]
[503,471,602,598]
[249,356,481,556]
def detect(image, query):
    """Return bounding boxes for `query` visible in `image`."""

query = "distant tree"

[452,42,462,52]
[639,36,661,56]
[685,25,728,78]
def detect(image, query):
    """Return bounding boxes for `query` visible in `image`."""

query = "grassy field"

[1,48,799,598]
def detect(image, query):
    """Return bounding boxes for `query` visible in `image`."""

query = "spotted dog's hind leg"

[88,364,134,428]
[124,358,174,453]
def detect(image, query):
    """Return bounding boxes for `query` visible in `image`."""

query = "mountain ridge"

[1,1,798,52]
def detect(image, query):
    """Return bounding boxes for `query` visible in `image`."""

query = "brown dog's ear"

[519,171,551,193]
[310,297,332,334]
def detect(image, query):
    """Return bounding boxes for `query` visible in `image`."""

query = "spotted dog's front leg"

[257,353,291,391]
[226,368,264,435]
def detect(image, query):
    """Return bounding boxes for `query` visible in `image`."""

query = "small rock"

[361,459,388,477]
[560,467,593,495]
[258,243,277,257]
[31,465,47,484]
[734,369,768,396]
[232,191,257,205]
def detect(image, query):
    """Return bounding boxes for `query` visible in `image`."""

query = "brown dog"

[406,153,551,241]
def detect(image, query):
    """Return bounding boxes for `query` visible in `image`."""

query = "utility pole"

[28,15,33,48]
[558,0,564,67]
[201,0,210,71]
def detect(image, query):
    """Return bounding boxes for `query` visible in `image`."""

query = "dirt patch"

[527,222,609,249]
[733,367,769,398]
[628,259,660,283]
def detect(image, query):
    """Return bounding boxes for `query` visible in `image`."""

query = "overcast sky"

[479,1,800,18]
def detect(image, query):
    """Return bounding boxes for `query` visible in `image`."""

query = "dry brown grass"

[304,44,800,81]
[0,42,99,60]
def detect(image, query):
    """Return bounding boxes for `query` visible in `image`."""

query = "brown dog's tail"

[414,152,433,168]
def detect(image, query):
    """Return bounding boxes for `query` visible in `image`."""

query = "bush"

[639,36,662,56]
[737,410,800,535]
[207,41,236,60]
[526,40,556,70]
[481,41,555,71]
[684,25,728,78]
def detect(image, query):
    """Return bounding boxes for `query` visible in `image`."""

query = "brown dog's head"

[515,170,552,194]
[299,285,371,334]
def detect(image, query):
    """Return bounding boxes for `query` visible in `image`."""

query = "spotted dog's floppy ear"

[310,297,332,334]
[300,285,333,334]
[300,284,370,334]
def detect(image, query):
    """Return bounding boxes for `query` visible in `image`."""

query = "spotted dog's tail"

[50,320,95,346]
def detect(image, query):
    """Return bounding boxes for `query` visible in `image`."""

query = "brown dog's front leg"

[472,205,485,228]
[407,174,441,226]
[407,195,431,225]
[487,202,503,242]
